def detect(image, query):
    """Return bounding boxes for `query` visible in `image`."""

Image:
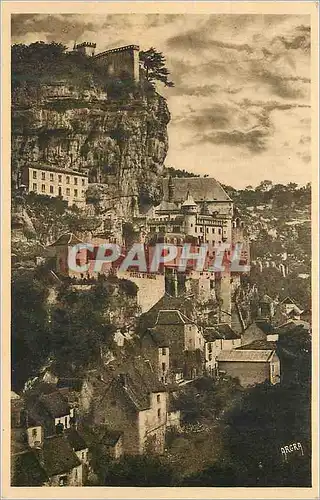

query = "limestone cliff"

[12,82,170,218]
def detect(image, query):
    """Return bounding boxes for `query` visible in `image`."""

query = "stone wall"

[94,45,140,82]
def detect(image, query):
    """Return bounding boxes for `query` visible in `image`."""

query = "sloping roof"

[39,391,70,418]
[203,327,223,341]
[42,435,81,476]
[11,451,48,486]
[147,328,169,347]
[236,339,277,351]
[26,407,46,427]
[65,428,87,452]
[215,323,240,340]
[138,293,195,330]
[276,319,310,334]
[26,163,88,177]
[181,192,197,207]
[163,177,231,203]
[217,349,275,363]
[155,309,193,326]
[96,356,166,413]
[155,200,179,212]
[247,321,273,335]
[280,296,303,312]
[57,378,85,392]
[100,429,122,447]
[48,232,83,247]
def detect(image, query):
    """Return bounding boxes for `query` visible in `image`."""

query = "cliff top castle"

[73,41,140,82]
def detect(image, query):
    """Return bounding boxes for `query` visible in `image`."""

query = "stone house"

[140,309,205,383]
[37,391,75,434]
[241,320,279,346]
[11,434,84,487]
[214,323,242,350]
[91,360,168,455]
[22,164,88,208]
[203,327,222,376]
[217,349,280,387]
[96,429,123,460]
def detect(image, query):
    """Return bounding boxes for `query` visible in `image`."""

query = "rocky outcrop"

[12,85,170,218]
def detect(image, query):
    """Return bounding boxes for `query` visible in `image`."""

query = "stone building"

[241,320,279,347]
[203,324,241,376]
[11,434,84,487]
[11,390,88,487]
[91,360,168,455]
[73,42,140,82]
[134,177,250,324]
[217,349,280,387]
[22,164,88,207]
[141,309,205,383]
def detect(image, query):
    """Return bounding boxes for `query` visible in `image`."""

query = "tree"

[139,48,174,88]
[256,180,273,192]
[103,455,175,486]
[11,271,51,390]
[224,382,311,486]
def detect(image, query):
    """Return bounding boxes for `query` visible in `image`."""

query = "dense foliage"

[12,42,110,89]
[139,48,174,88]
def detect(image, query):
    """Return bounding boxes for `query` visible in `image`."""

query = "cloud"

[196,127,269,153]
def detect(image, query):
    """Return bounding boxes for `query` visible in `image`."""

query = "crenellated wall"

[93,45,140,82]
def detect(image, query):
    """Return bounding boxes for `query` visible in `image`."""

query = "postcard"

[1,1,319,499]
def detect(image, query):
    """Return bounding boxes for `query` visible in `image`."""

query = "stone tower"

[181,191,198,236]
[74,42,96,57]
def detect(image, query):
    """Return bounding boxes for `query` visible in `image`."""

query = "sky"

[11,13,311,188]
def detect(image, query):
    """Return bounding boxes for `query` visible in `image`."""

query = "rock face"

[12,84,170,218]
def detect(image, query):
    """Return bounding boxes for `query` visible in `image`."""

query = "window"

[157,409,161,419]
[33,183,37,192]
[74,189,78,197]
[74,177,78,185]
[66,188,70,196]
[66,176,70,184]
[58,187,62,196]
[41,184,45,193]
[218,228,222,234]
[209,354,212,361]
[50,173,54,181]
[162,362,166,371]
[50,185,54,194]
[82,452,85,459]
[41,172,46,180]
[157,394,160,403]
[195,227,197,233]
[82,178,85,186]
[59,476,68,486]
[32,428,37,437]
[58,174,62,182]
[208,343,212,352]
[32,171,37,179]
[206,227,209,233]
[65,416,68,428]
[162,347,166,356]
